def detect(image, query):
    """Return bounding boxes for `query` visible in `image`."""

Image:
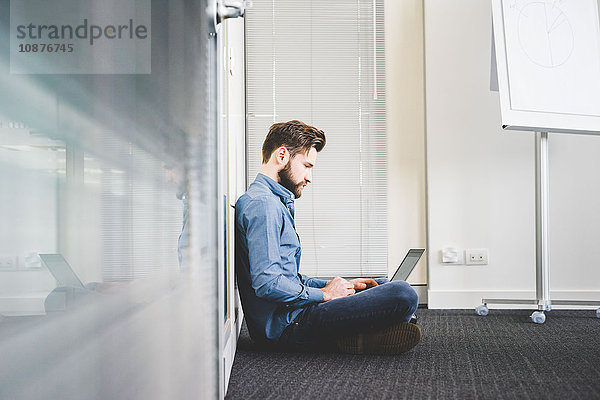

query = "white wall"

[424,0,600,308]
[549,133,600,294]
[385,0,428,284]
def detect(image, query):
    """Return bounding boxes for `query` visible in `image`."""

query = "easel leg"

[535,132,551,313]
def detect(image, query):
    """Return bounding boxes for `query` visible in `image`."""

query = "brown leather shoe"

[335,322,422,355]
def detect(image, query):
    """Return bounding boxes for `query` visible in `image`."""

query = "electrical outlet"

[465,249,489,265]
[0,255,17,270]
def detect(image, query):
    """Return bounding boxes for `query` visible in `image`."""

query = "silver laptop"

[390,249,425,281]
[39,254,85,289]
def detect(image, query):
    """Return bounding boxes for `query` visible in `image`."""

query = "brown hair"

[261,120,326,163]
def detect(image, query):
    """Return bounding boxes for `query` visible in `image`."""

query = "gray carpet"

[226,309,600,399]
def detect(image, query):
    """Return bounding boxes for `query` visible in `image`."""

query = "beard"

[278,163,306,198]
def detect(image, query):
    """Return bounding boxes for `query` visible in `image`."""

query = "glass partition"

[0,1,221,398]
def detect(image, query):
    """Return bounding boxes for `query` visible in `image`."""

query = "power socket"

[465,248,489,265]
[0,255,17,270]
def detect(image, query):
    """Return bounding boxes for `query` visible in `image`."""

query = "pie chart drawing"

[517,1,574,68]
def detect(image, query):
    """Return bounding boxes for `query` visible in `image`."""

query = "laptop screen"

[39,254,85,289]
[391,249,425,281]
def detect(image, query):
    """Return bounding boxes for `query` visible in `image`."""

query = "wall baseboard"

[428,289,600,309]
[0,293,48,316]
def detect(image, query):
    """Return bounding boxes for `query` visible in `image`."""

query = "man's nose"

[305,169,312,183]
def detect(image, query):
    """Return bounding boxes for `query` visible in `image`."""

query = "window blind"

[245,0,387,278]
[89,135,182,282]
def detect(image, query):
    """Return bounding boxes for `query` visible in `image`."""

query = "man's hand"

[348,278,379,290]
[321,276,355,302]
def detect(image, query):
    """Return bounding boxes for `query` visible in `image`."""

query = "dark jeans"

[277,279,418,351]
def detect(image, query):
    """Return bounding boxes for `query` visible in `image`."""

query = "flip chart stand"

[475,132,600,323]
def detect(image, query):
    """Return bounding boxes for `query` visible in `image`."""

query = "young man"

[235,120,421,354]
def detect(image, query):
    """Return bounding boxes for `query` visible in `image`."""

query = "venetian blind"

[92,135,182,282]
[245,0,387,278]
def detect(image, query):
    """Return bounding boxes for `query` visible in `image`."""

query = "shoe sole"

[336,322,422,355]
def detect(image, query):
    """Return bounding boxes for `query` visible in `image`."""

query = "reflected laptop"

[390,249,425,281]
[39,254,85,289]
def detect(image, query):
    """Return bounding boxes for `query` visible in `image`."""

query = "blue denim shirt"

[235,173,327,343]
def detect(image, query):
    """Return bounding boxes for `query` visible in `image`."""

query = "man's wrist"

[305,286,324,303]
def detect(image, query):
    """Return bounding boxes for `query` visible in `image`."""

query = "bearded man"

[235,120,421,354]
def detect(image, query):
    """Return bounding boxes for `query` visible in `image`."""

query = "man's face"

[278,147,317,198]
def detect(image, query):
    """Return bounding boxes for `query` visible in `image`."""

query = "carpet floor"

[226,309,600,400]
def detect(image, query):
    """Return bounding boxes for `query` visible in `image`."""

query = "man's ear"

[274,146,290,165]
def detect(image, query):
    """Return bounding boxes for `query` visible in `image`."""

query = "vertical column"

[60,144,84,261]
[535,132,551,311]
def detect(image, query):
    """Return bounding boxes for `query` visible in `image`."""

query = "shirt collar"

[255,173,295,203]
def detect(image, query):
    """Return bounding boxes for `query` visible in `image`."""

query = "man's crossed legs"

[278,279,421,354]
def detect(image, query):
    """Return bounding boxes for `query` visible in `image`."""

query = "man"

[235,120,421,354]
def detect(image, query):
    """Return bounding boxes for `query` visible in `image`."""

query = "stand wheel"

[596,308,600,319]
[530,311,546,324]
[475,304,489,316]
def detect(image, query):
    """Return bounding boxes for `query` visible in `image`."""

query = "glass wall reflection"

[0,1,219,398]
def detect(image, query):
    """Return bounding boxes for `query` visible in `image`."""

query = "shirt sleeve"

[299,273,328,289]
[244,198,323,306]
